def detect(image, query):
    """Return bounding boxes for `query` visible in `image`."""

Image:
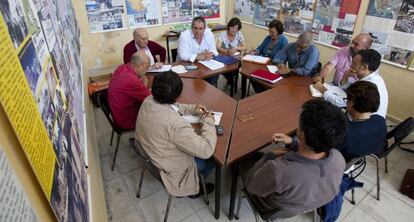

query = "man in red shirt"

[108,52,151,130]
[123,28,166,67]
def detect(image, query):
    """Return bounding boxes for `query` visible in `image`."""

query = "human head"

[191,16,206,40]
[298,99,347,153]
[152,71,183,104]
[296,31,313,53]
[130,52,150,77]
[227,17,242,35]
[133,28,149,49]
[350,33,372,56]
[268,19,284,40]
[350,49,381,79]
[346,81,380,114]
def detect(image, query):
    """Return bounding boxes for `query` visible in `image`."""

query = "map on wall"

[126,0,162,28]
[161,0,193,24]
[193,0,220,19]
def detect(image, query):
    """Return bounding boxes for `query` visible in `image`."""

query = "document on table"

[199,59,225,70]
[147,65,172,73]
[267,65,278,74]
[241,55,270,64]
[182,112,223,125]
[310,83,346,98]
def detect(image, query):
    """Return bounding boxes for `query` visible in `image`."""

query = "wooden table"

[239,62,312,98]
[226,78,313,219]
[177,78,237,219]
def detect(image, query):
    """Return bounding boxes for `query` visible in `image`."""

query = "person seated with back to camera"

[338,81,387,162]
[239,99,347,219]
[135,71,217,198]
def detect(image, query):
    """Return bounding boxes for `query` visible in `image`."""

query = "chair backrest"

[129,138,162,182]
[97,90,127,133]
[380,117,414,158]
[171,48,178,62]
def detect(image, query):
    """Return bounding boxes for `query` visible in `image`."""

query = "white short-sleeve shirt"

[219,31,244,49]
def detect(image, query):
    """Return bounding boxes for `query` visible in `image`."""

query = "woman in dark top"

[339,81,387,162]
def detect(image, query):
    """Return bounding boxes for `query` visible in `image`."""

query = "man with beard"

[313,33,373,85]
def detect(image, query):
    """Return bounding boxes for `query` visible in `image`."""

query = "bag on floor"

[400,169,414,200]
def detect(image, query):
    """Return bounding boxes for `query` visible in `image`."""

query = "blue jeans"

[195,157,215,179]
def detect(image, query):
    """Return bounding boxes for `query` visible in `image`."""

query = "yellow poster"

[0,13,56,199]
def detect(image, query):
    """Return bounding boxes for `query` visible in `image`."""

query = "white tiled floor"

[95,76,414,222]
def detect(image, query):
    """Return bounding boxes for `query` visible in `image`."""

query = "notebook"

[147,65,172,73]
[309,83,347,98]
[182,112,223,126]
[242,55,271,64]
[214,55,239,65]
[199,59,225,70]
[251,69,283,83]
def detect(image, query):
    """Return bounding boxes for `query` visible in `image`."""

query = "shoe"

[188,183,214,199]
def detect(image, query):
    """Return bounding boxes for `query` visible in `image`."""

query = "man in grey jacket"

[241,99,347,218]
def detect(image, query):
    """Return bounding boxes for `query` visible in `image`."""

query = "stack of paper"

[242,55,270,64]
[199,60,225,70]
[182,112,223,126]
[147,65,172,73]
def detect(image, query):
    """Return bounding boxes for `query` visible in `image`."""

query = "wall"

[227,1,414,121]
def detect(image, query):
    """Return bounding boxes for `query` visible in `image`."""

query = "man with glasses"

[312,33,373,85]
[272,31,320,76]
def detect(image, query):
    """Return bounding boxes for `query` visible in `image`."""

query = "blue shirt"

[255,34,288,59]
[272,42,320,76]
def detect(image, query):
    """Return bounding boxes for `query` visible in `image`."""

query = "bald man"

[313,33,373,85]
[109,52,152,130]
[123,28,166,68]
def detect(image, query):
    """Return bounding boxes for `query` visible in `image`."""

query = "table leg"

[241,75,247,99]
[228,164,239,220]
[166,36,170,63]
[230,73,234,98]
[215,163,221,219]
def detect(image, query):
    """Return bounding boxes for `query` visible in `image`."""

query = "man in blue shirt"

[273,31,320,76]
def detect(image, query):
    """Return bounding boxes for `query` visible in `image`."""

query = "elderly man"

[123,28,166,68]
[177,16,219,85]
[314,49,388,118]
[313,33,373,85]
[108,52,151,130]
[272,31,320,76]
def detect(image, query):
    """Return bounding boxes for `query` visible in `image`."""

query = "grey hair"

[297,31,314,45]
[191,16,206,28]
[130,52,149,65]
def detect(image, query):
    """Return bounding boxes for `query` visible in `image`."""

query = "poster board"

[234,0,255,23]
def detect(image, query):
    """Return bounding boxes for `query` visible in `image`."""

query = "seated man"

[108,52,151,130]
[313,33,373,85]
[123,28,166,68]
[135,71,217,198]
[272,31,320,77]
[241,99,347,217]
[177,16,219,85]
[314,49,388,118]
[338,81,387,162]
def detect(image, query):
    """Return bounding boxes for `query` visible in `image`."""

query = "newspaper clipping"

[85,0,127,33]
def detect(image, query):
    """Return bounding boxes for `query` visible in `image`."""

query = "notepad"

[147,65,172,73]
[182,112,223,126]
[199,59,225,70]
[251,69,283,84]
[267,65,278,74]
[310,83,347,98]
[242,55,270,64]
[214,55,239,65]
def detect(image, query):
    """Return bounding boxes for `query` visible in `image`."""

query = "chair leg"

[234,72,239,94]
[111,134,122,171]
[313,209,317,222]
[199,173,209,205]
[136,167,146,198]
[235,189,244,220]
[375,158,380,201]
[164,195,173,222]
[351,188,356,205]
[384,156,388,173]
[110,129,115,146]
[247,80,251,97]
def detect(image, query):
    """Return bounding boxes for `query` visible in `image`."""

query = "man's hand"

[314,81,327,94]
[312,75,322,83]
[271,147,289,156]
[195,104,207,114]
[340,68,357,85]
[204,51,214,60]
[196,53,206,61]
[154,62,163,69]
[272,133,293,145]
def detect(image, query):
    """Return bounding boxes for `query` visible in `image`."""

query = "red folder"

[251,69,283,83]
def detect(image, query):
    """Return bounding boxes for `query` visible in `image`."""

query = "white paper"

[182,112,223,126]
[267,65,278,74]
[310,83,346,98]
[242,55,269,64]
[147,65,172,73]
[199,60,225,70]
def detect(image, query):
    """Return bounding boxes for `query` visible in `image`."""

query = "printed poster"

[253,0,281,27]
[394,0,414,33]
[162,0,193,24]
[126,0,162,28]
[85,0,127,33]
[282,0,315,35]
[234,0,254,23]
[193,0,220,19]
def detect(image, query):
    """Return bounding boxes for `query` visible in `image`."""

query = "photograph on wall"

[367,0,403,19]
[193,0,220,19]
[33,0,57,52]
[85,0,126,33]
[383,46,413,65]
[282,0,315,35]
[253,0,281,27]
[394,0,414,33]
[0,0,30,49]
[234,0,254,23]
[126,0,162,28]
[161,0,193,24]
[363,29,391,55]
[19,40,42,95]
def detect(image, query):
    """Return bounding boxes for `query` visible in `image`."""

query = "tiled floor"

[94,76,414,222]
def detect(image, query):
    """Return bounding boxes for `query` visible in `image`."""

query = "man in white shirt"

[314,49,388,118]
[177,16,219,85]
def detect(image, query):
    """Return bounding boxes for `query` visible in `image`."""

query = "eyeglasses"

[238,106,255,122]
[343,97,348,103]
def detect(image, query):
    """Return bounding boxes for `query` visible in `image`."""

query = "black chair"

[97,90,134,171]
[129,138,209,222]
[344,157,366,204]
[171,48,178,63]
[369,117,414,200]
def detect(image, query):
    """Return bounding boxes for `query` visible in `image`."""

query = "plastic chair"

[97,90,134,171]
[369,117,414,201]
[129,138,209,222]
